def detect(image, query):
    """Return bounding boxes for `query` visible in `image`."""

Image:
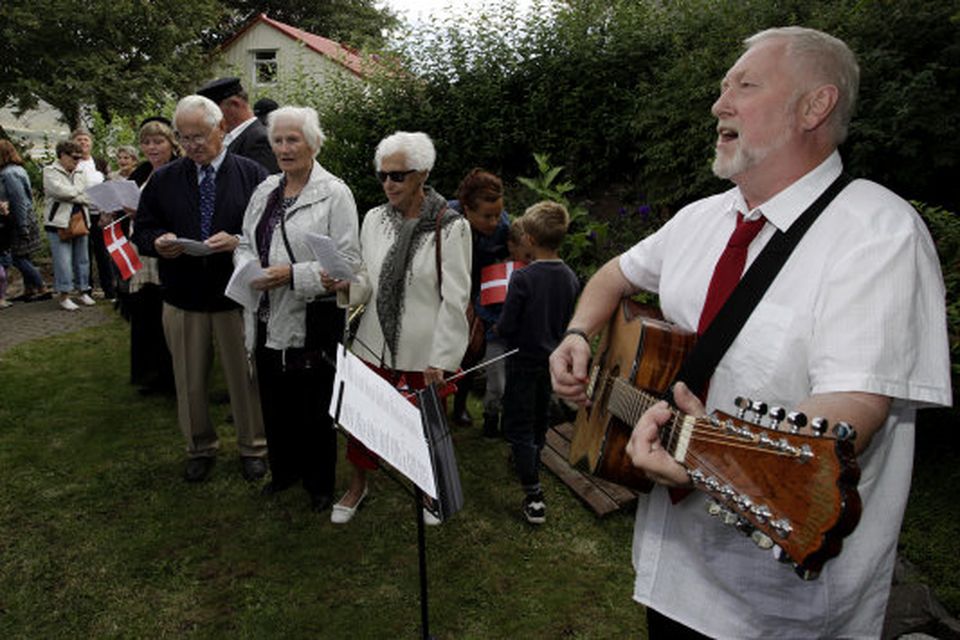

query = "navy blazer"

[133,153,268,312]
[228,119,279,174]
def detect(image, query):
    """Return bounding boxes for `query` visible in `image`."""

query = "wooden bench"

[542,422,638,517]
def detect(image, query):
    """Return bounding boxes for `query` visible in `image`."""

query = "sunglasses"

[70,154,83,160]
[376,169,417,183]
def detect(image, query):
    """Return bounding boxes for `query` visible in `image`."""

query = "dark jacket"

[228,119,279,174]
[132,153,267,311]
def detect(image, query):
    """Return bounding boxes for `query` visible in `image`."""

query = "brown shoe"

[241,457,267,481]
[184,457,214,483]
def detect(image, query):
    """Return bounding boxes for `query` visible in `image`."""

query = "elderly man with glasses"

[133,95,269,484]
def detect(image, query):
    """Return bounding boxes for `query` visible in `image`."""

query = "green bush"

[915,202,960,380]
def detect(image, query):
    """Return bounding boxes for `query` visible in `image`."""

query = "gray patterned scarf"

[377,186,460,368]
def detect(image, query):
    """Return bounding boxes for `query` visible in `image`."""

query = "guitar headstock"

[668,396,862,580]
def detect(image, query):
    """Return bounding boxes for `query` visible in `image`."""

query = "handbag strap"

[666,172,853,403]
[435,205,447,300]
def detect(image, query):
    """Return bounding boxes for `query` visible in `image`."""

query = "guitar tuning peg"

[751,530,774,550]
[768,406,785,430]
[734,396,751,419]
[832,421,857,441]
[735,517,755,537]
[786,411,807,433]
[750,400,768,419]
[811,417,829,436]
[774,544,793,564]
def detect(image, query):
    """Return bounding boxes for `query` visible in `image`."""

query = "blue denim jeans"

[501,355,552,491]
[47,230,89,294]
[0,252,45,290]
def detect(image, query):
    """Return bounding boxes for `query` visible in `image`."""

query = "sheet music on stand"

[330,344,462,514]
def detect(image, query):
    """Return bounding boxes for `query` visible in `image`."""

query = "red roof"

[221,13,368,78]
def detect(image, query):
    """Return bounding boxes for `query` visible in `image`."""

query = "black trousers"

[88,216,116,298]
[256,325,337,498]
[646,608,712,640]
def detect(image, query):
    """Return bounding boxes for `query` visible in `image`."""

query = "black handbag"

[278,206,345,370]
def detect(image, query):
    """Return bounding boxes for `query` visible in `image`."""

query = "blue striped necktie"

[199,164,215,240]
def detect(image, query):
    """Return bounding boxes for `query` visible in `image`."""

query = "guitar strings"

[609,377,801,458]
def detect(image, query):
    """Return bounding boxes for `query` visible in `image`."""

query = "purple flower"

[638,204,651,218]
[587,230,597,241]
[618,207,627,217]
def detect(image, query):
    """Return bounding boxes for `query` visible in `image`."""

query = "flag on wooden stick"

[104,223,142,280]
[479,260,526,306]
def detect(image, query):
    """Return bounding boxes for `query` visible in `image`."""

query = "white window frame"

[251,49,278,87]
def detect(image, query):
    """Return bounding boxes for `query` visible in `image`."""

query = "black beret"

[197,77,244,104]
[253,98,279,118]
[139,115,172,130]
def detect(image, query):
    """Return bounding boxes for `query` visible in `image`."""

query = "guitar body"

[568,298,863,577]
[568,299,696,491]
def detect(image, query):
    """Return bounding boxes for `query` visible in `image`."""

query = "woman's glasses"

[376,169,417,183]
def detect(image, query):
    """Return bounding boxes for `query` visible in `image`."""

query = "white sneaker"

[78,293,96,306]
[59,297,79,311]
[422,508,442,526]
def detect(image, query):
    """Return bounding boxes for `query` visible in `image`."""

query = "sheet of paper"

[85,180,140,212]
[303,232,357,282]
[224,259,265,310]
[329,345,437,499]
[172,238,214,256]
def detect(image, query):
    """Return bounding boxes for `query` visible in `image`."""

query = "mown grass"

[0,316,956,639]
[0,317,642,639]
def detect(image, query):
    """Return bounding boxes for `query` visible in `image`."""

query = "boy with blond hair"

[495,201,579,524]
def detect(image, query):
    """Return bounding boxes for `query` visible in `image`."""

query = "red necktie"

[670,212,764,505]
[697,212,767,335]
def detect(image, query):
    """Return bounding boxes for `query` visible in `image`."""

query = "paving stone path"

[0,295,113,356]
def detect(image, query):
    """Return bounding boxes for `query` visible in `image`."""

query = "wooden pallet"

[542,422,638,517]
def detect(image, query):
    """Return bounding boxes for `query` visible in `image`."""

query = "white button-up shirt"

[619,151,951,638]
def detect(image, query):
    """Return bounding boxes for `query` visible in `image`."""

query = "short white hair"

[745,26,860,145]
[173,95,223,130]
[374,131,435,172]
[267,106,326,152]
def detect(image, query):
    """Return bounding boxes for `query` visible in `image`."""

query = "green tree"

[0,0,225,129]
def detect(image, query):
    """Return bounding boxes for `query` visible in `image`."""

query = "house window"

[253,50,278,86]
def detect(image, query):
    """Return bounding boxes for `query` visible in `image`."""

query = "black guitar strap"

[665,172,853,405]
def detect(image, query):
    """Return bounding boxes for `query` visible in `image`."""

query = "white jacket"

[341,201,472,372]
[42,162,90,229]
[235,161,361,354]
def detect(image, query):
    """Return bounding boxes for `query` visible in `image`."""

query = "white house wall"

[217,23,359,93]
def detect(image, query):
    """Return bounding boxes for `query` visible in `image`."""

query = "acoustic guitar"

[568,299,862,579]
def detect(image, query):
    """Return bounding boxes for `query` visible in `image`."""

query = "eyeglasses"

[376,169,417,183]
[175,131,212,147]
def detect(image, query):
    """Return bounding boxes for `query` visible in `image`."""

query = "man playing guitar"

[550,27,951,639]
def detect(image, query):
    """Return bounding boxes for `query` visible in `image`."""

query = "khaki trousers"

[162,303,266,459]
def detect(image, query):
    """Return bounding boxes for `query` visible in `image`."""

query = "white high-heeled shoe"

[330,486,368,524]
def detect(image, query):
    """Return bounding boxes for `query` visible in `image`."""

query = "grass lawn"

[0,315,956,638]
[0,317,642,639]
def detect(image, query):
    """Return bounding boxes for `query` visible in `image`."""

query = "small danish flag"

[104,223,143,280]
[479,260,527,306]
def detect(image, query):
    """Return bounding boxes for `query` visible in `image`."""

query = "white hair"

[267,106,326,152]
[374,131,436,172]
[745,26,860,144]
[173,95,223,130]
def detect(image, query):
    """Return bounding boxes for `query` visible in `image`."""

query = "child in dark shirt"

[476,218,532,437]
[495,201,580,524]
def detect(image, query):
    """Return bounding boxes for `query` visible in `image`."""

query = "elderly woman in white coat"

[234,106,361,512]
[43,139,95,311]
[323,131,472,524]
